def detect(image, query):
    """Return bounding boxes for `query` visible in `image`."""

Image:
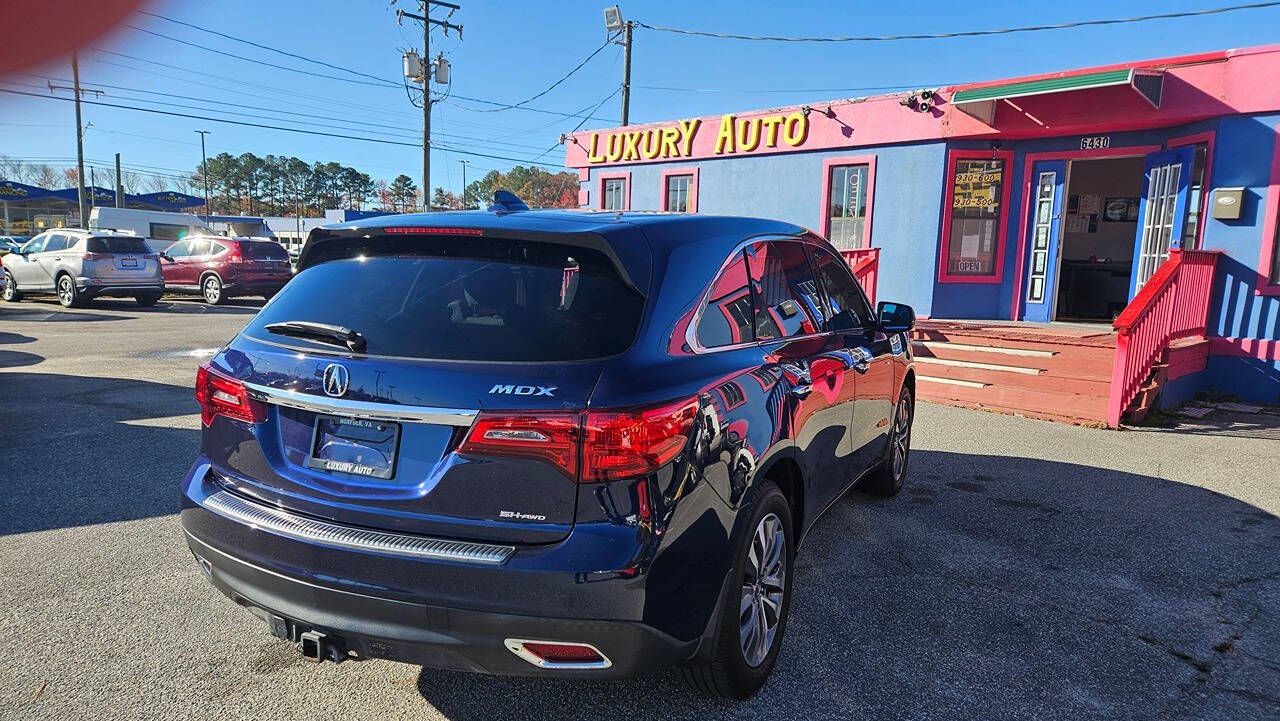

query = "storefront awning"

[952,68,1164,125]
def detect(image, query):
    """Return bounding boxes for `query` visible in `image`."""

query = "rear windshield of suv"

[241,241,288,259]
[243,237,644,362]
[88,237,152,254]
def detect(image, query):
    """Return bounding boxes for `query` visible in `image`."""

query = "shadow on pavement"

[0,331,37,344]
[0,305,133,322]
[0,349,43,368]
[0,372,199,535]
[1132,410,1280,441]
[416,450,1280,720]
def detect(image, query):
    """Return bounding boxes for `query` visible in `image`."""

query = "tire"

[56,273,82,308]
[134,292,161,307]
[201,274,224,305]
[2,270,21,302]
[865,385,913,497]
[680,481,793,699]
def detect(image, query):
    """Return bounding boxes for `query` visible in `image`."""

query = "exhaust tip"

[504,639,611,669]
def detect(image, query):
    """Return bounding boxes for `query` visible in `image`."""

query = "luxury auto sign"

[583,110,810,164]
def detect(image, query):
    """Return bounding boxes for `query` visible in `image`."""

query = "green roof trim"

[952,69,1135,104]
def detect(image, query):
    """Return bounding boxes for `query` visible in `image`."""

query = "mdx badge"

[322,363,350,397]
[489,384,556,397]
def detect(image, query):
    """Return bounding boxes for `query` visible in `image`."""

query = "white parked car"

[1,228,165,307]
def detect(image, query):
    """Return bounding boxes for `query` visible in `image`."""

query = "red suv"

[158,237,292,304]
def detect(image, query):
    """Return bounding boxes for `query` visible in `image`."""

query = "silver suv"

[1,229,165,307]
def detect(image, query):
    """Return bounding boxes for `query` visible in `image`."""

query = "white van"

[89,208,216,252]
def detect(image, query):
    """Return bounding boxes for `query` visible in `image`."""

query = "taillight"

[458,412,581,477]
[195,362,266,427]
[582,397,698,483]
[456,397,698,483]
[228,247,244,263]
[80,252,106,261]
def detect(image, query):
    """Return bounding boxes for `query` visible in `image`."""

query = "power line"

[456,34,619,113]
[528,86,621,163]
[633,1,1280,42]
[137,10,399,87]
[0,87,555,166]
[121,23,401,87]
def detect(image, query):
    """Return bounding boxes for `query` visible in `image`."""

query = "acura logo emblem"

[322,364,350,397]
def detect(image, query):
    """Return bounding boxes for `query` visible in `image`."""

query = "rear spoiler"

[297,225,649,297]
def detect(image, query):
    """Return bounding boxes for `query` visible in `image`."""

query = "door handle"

[820,347,872,374]
[789,383,812,398]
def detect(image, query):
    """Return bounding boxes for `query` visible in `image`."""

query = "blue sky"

[2,0,1279,200]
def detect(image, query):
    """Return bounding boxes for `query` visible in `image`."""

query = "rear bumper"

[185,531,689,677]
[223,277,289,295]
[179,460,723,677]
[76,277,164,295]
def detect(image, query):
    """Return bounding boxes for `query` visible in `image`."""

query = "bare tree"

[32,165,58,188]
[145,174,170,193]
[120,171,144,195]
[0,155,28,183]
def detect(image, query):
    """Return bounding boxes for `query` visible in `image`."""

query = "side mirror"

[158,253,173,262]
[876,301,915,332]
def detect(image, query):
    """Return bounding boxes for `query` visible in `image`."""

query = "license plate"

[120,258,138,268]
[305,415,401,479]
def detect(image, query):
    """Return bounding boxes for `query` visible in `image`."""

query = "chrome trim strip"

[504,638,613,670]
[242,381,477,426]
[202,490,514,565]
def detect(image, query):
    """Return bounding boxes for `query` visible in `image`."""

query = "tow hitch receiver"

[299,630,347,663]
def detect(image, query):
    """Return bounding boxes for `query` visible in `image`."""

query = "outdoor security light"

[603,5,624,32]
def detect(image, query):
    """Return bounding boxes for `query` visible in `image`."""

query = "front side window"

[695,251,754,348]
[665,174,693,213]
[946,158,1006,278]
[746,240,823,341]
[602,177,626,210]
[827,164,870,250]
[22,234,48,254]
[808,245,871,331]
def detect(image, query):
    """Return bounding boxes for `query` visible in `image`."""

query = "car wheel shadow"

[414,449,1280,720]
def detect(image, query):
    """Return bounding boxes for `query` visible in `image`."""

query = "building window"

[601,177,627,210]
[939,150,1012,283]
[1181,142,1209,249]
[665,174,693,212]
[827,164,869,250]
[1270,219,1280,285]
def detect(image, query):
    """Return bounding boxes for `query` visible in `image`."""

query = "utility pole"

[89,167,96,211]
[195,130,210,221]
[621,20,633,126]
[71,54,87,227]
[398,1,461,212]
[114,153,123,207]
[459,159,469,207]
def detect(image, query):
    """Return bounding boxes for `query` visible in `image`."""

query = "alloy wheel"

[2,273,14,301]
[203,278,220,303]
[891,396,912,480]
[739,512,786,667]
[57,277,74,306]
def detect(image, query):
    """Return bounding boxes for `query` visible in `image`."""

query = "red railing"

[1106,249,1220,426]
[841,247,880,306]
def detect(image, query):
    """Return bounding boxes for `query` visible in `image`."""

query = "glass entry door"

[1022,160,1065,323]
[1131,147,1194,297]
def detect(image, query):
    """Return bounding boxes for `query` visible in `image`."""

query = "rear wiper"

[264,321,367,353]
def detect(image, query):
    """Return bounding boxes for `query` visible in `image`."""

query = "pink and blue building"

[566,44,1280,418]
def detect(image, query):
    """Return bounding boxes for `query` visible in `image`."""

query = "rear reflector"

[383,226,483,235]
[505,639,611,669]
[195,362,266,427]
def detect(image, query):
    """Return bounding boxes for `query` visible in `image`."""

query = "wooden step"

[913,340,1114,380]
[916,375,1110,423]
[914,360,1112,396]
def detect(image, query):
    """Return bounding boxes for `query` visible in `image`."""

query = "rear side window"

[43,234,70,253]
[241,241,288,259]
[695,251,754,348]
[746,240,823,341]
[89,237,152,254]
[149,223,189,241]
[244,236,644,362]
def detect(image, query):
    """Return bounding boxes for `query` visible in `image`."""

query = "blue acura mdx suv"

[181,194,916,699]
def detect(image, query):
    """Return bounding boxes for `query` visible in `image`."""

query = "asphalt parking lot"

[1,297,1277,721]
